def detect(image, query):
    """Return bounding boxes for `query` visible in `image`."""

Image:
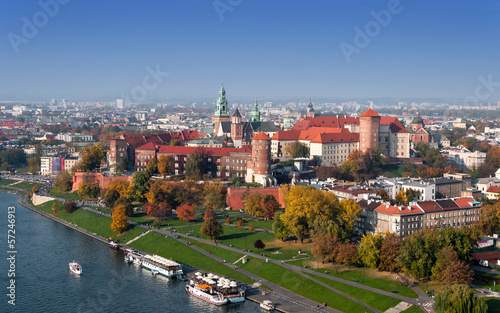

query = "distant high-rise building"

[117,99,124,109]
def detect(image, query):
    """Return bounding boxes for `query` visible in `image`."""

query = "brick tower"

[246,132,271,186]
[230,107,243,148]
[213,84,230,136]
[359,108,380,153]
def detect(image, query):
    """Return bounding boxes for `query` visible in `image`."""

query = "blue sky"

[1,0,499,101]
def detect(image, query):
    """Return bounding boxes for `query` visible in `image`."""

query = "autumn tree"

[111,204,128,233]
[248,224,255,231]
[262,195,280,220]
[244,191,264,217]
[203,182,227,211]
[334,243,359,267]
[78,142,107,171]
[311,233,340,263]
[237,219,244,228]
[204,207,215,221]
[158,155,174,178]
[378,232,401,272]
[28,156,40,174]
[377,188,389,202]
[272,211,290,241]
[107,180,130,199]
[185,148,207,179]
[144,201,172,218]
[435,285,487,313]
[200,213,223,241]
[284,141,309,158]
[77,181,100,199]
[225,217,232,225]
[146,158,158,176]
[358,233,383,269]
[177,202,196,221]
[114,197,134,217]
[54,170,73,192]
[130,171,150,201]
[440,260,474,286]
[104,188,120,208]
[254,239,265,249]
[394,190,407,205]
[339,199,361,237]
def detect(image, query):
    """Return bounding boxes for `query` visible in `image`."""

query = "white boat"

[140,254,183,278]
[185,284,228,306]
[69,261,82,275]
[152,269,159,276]
[124,249,143,265]
[260,300,275,311]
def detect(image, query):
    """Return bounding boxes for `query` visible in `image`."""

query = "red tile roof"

[417,201,442,212]
[487,186,500,193]
[381,117,410,133]
[310,128,359,144]
[374,204,422,215]
[136,142,160,150]
[291,116,359,130]
[271,130,301,140]
[252,132,271,140]
[359,108,380,117]
[157,145,251,156]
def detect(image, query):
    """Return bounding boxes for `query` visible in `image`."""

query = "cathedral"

[212,84,280,148]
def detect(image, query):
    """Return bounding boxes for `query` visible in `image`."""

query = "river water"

[0,192,261,313]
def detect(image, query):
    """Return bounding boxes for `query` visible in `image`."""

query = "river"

[0,192,261,313]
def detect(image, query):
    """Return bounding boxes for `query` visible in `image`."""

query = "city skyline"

[1,0,499,102]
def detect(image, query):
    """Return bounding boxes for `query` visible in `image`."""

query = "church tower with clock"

[213,84,231,134]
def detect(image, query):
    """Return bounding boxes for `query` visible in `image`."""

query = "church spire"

[214,83,229,117]
[250,96,261,122]
[306,98,315,118]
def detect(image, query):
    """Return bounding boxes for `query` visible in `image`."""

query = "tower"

[246,132,271,186]
[410,115,424,132]
[230,107,243,148]
[359,108,380,153]
[213,84,230,135]
[249,97,261,122]
[306,98,315,118]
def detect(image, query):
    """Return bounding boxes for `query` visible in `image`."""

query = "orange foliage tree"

[177,202,196,221]
[111,204,128,233]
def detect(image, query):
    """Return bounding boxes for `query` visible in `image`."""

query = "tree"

[272,211,289,241]
[262,195,280,220]
[358,233,383,269]
[395,190,407,205]
[169,139,181,146]
[144,201,172,218]
[441,260,474,286]
[78,142,107,171]
[107,180,130,199]
[339,199,361,237]
[146,158,158,176]
[225,217,232,225]
[435,285,487,313]
[378,233,401,272]
[284,141,309,158]
[114,197,134,217]
[335,243,359,267]
[340,160,361,180]
[203,182,227,210]
[237,219,244,228]
[377,189,389,202]
[104,188,120,208]
[28,156,40,174]
[311,233,340,263]
[77,183,100,199]
[204,207,215,221]
[254,239,265,249]
[54,170,73,192]
[111,204,128,233]
[397,229,440,279]
[228,176,244,187]
[200,215,223,241]
[63,201,78,214]
[185,148,206,179]
[248,224,255,231]
[177,202,196,221]
[130,171,150,201]
[158,155,174,178]
[244,191,264,217]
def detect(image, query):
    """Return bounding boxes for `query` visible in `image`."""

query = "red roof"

[359,108,380,118]
[454,197,475,208]
[374,204,422,215]
[252,132,271,140]
[291,116,359,131]
[310,128,359,144]
[157,145,251,156]
[417,201,442,212]
[381,117,409,133]
[487,186,500,193]
[271,130,301,140]
[136,142,159,150]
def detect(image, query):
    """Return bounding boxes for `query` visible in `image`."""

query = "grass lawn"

[87,205,112,214]
[49,187,82,200]
[175,224,305,260]
[485,297,500,313]
[191,241,244,263]
[14,181,44,191]
[132,212,202,227]
[240,257,373,313]
[288,259,418,298]
[473,271,500,289]
[381,163,404,177]
[402,305,424,312]
[0,178,17,185]
[308,273,401,312]
[128,233,254,285]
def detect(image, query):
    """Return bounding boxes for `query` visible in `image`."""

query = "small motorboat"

[69,261,82,275]
[177,273,188,281]
[260,300,275,311]
[108,241,120,250]
[152,269,159,276]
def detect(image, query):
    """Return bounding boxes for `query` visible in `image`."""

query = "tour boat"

[185,283,228,306]
[140,254,183,278]
[69,261,82,275]
[260,300,275,311]
[124,249,143,265]
[191,272,245,303]
[108,241,120,250]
